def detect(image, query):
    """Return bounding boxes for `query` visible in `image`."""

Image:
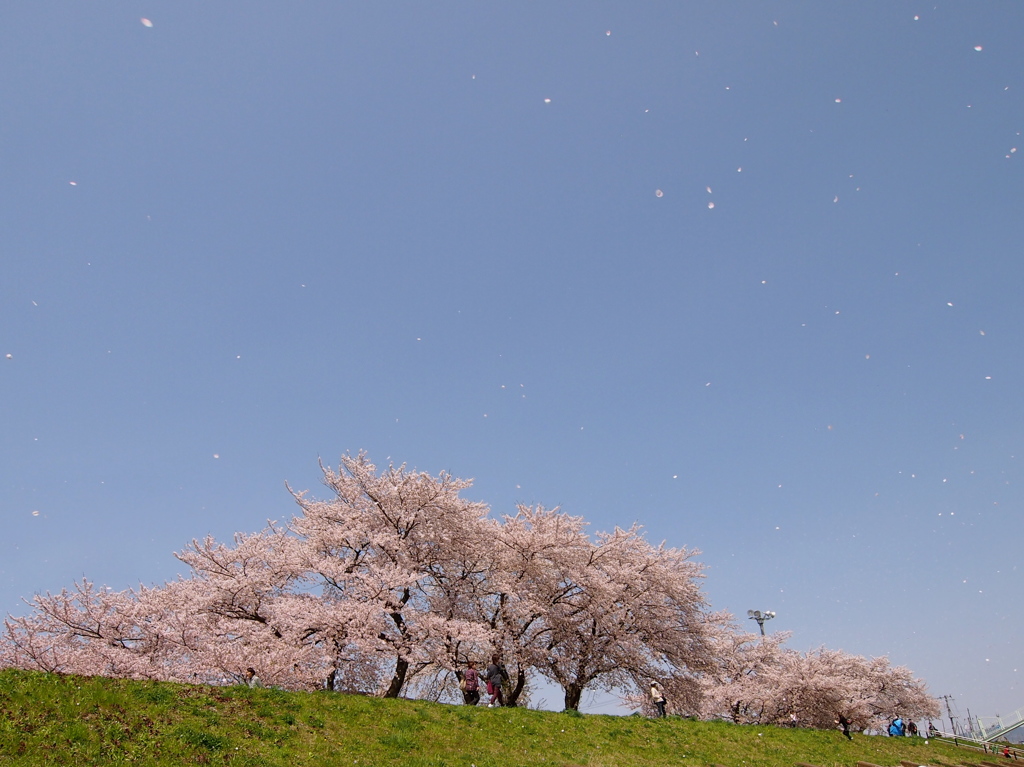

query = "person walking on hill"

[837,714,853,740]
[888,716,904,737]
[650,682,667,717]
[461,660,480,706]
[485,655,508,707]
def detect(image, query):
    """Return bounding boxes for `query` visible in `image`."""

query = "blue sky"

[3,2,1022,722]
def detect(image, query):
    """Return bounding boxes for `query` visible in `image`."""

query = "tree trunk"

[506,667,527,707]
[564,682,584,711]
[384,657,409,698]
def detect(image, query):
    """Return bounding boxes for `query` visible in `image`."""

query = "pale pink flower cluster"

[632,629,940,730]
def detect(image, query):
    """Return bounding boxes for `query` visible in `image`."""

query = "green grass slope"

[0,669,988,767]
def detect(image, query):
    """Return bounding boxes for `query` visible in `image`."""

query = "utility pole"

[941,694,959,744]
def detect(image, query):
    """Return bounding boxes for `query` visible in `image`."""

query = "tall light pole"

[747,609,775,637]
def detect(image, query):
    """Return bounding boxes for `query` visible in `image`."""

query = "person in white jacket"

[650,682,667,717]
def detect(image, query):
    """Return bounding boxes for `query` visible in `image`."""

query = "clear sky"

[2,2,1022,724]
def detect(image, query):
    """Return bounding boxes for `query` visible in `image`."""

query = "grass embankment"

[0,669,988,766]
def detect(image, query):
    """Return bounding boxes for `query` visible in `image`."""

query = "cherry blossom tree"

[2,579,156,679]
[3,455,498,694]
[183,453,498,696]
[484,506,715,710]
[0,576,254,685]
[689,627,794,723]
[769,647,940,731]
[691,624,940,730]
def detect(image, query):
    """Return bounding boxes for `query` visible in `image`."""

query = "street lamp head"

[747,609,776,635]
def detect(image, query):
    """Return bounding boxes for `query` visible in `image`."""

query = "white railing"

[976,708,1024,742]
[929,730,1022,758]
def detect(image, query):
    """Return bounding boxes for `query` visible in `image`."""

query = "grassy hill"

[0,669,995,766]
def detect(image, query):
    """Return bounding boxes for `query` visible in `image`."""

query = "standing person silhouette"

[484,655,507,707]
[650,682,667,717]
[461,660,480,705]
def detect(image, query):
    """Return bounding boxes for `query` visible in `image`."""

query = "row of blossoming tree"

[0,454,939,727]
